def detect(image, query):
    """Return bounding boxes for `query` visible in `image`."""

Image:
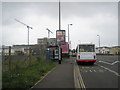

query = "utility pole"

[59,0,61,30]
[58,0,62,64]
[97,35,100,53]
[9,46,11,70]
[68,24,72,54]
[15,19,33,65]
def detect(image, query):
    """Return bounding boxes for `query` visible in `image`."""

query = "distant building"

[37,37,56,46]
[13,45,26,54]
[13,44,39,55]
[49,38,56,46]
[96,46,110,54]
[37,37,57,55]
[95,47,99,54]
[109,46,120,55]
[37,37,48,45]
[101,46,111,54]
[96,46,120,55]
[0,46,15,55]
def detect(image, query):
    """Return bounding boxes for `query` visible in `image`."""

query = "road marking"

[98,70,104,72]
[93,70,96,72]
[97,64,120,76]
[74,63,78,88]
[85,67,89,68]
[112,61,119,65]
[77,65,86,89]
[89,70,92,72]
[98,60,119,65]
[80,67,83,69]
[74,62,86,89]
[82,67,84,69]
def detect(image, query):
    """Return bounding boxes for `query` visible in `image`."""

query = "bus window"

[79,45,95,52]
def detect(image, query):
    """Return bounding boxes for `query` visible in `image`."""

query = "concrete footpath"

[31,58,75,89]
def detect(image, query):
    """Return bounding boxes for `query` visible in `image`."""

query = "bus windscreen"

[79,45,95,52]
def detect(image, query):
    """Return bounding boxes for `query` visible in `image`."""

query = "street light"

[97,35,100,53]
[68,24,72,54]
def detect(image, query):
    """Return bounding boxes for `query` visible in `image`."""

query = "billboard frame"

[56,30,66,45]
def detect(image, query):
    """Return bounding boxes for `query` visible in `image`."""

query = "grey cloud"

[61,2,117,19]
[2,2,59,26]
[3,2,117,26]
[2,2,118,47]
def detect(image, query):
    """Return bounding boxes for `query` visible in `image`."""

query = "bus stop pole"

[58,46,61,64]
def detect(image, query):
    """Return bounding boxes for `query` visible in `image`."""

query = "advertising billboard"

[59,42,68,53]
[56,30,66,45]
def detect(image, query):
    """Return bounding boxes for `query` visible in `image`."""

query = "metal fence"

[2,46,49,72]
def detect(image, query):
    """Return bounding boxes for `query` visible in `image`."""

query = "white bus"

[76,44,96,65]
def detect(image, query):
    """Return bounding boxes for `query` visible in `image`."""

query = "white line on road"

[111,61,119,65]
[93,70,96,72]
[89,70,92,72]
[98,60,119,65]
[96,64,120,76]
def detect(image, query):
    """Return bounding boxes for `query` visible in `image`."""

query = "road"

[74,55,119,89]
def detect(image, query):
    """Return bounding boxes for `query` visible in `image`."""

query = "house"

[96,46,120,55]
[109,46,120,55]
[0,46,15,55]
[96,46,110,54]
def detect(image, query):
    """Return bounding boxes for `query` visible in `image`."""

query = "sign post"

[56,30,66,64]
[58,46,62,64]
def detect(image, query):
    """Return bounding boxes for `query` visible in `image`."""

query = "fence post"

[9,46,11,70]
[2,46,5,61]
[29,48,31,66]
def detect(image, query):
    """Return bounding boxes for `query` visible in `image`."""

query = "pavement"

[31,58,75,89]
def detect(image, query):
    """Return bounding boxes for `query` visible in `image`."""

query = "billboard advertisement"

[59,42,68,53]
[56,30,66,45]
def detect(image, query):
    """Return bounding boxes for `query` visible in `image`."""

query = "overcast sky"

[1,0,119,49]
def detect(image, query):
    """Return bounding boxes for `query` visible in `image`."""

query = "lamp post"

[97,35,100,53]
[68,24,72,55]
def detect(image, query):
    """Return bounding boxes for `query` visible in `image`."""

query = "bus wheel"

[91,62,94,65]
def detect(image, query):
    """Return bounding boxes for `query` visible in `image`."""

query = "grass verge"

[2,58,56,89]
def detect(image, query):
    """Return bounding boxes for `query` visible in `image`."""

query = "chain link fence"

[2,44,49,72]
